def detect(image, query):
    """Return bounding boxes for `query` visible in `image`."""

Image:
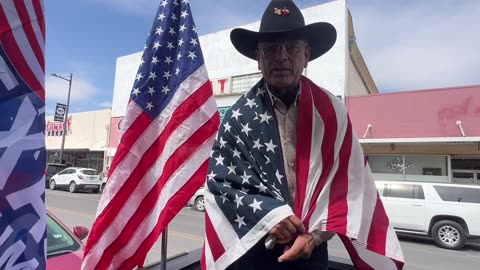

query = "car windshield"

[47,165,66,174]
[47,214,81,258]
[81,169,98,175]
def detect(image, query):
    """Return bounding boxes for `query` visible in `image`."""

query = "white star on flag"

[245,98,255,108]
[190,38,198,46]
[234,214,246,228]
[146,102,154,110]
[218,137,227,148]
[147,87,156,95]
[165,56,173,65]
[227,163,236,175]
[151,56,160,65]
[162,86,170,94]
[241,123,252,136]
[153,41,161,50]
[220,191,228,203]
[180,10,189,18]
[240,171,251,184]
[255,182,268,193]
[231,109,242,120]
[148,72,157,80]
[155,27,164,35]
[275,170,284,183]
[132,88,141,96]
[215,154,225,166]
[253,138,263,150]
[233,194,244,208]
[259,112,272,124]
[207,171,217,181]
[167,42,175,50]
[232,148,241,159]
[163,71,172,80]
[223,122,232,132]
[249,199,263,213]
[188,51,197,60]
[265,139,277,153]
[179,24,187,32]
[157,13,166,21]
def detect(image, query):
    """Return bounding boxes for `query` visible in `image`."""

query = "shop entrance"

[451,157,480,185]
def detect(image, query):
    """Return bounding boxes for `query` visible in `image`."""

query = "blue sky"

[45,0,480,115]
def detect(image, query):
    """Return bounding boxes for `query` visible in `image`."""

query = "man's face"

[256,39,311,90]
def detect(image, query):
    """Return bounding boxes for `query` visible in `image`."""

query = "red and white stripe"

[82,65,220,270]
[0,0,45,99]
[202,76,404,269]
[297,76,404,269]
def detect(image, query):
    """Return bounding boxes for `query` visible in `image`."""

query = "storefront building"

[107,0,377,161]
[347,85,480,185]
[45,109,111,172]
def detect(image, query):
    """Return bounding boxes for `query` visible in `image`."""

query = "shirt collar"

[265,83,301,109]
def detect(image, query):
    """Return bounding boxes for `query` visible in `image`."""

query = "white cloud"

[91,0,158,16]
[350,0,480,91]
[46,75,97,104]
[97,101,112,108]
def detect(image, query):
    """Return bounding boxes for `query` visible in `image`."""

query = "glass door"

[452,170,479,185]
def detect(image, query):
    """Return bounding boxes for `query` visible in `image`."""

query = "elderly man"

[202,1,404,270]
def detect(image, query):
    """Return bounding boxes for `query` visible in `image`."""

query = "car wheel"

[101,183,106,193]
[195,196,205,212]
[69,181,78,193]
[49,180,56,190]
[432,220,467,250]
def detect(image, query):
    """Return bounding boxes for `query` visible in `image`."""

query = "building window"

[368,155,403,181]
[231,73,262,94]
[368,155,448,183]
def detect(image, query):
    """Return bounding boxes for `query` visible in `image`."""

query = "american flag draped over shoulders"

[202,77,404,269]
[0,0,47,269]
[82,0,219,269]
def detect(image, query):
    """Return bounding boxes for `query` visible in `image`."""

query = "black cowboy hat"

[230,0,337,61]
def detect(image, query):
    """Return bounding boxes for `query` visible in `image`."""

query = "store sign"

[54,103,67,122]
[218,107,230,120]
[46,116,72,136]
[212,77,231,95]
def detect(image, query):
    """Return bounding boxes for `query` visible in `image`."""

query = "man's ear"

[304,46,311,68]
[256,49,261,70]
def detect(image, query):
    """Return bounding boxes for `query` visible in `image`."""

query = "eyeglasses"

[258,40,307,57]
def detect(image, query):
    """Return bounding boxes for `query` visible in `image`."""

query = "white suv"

[49,167,102,193]
[376,181,480,249]
[187,186,205,212]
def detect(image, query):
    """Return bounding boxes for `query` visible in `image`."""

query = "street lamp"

[51,73,73,164]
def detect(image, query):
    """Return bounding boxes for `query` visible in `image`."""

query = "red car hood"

[47,250,83,270]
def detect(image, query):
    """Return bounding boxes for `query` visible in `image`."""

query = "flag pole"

[161,226,168,270]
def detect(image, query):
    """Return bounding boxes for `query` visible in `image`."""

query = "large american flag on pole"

[82,0,219,269]
[202,77,404,269]
[0,0,47,269]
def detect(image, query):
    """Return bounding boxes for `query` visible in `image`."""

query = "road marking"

[46,190,101,202]
[48,206,204,242]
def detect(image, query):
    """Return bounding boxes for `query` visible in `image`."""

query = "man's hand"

[278,233,316,262]
[269,215,305,244]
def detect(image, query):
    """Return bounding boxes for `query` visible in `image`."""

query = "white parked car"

[187,186,205,212]
[376,181,480,249]
[49,167,102,193]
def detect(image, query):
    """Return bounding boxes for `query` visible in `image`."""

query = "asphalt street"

[46,189,480,269]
